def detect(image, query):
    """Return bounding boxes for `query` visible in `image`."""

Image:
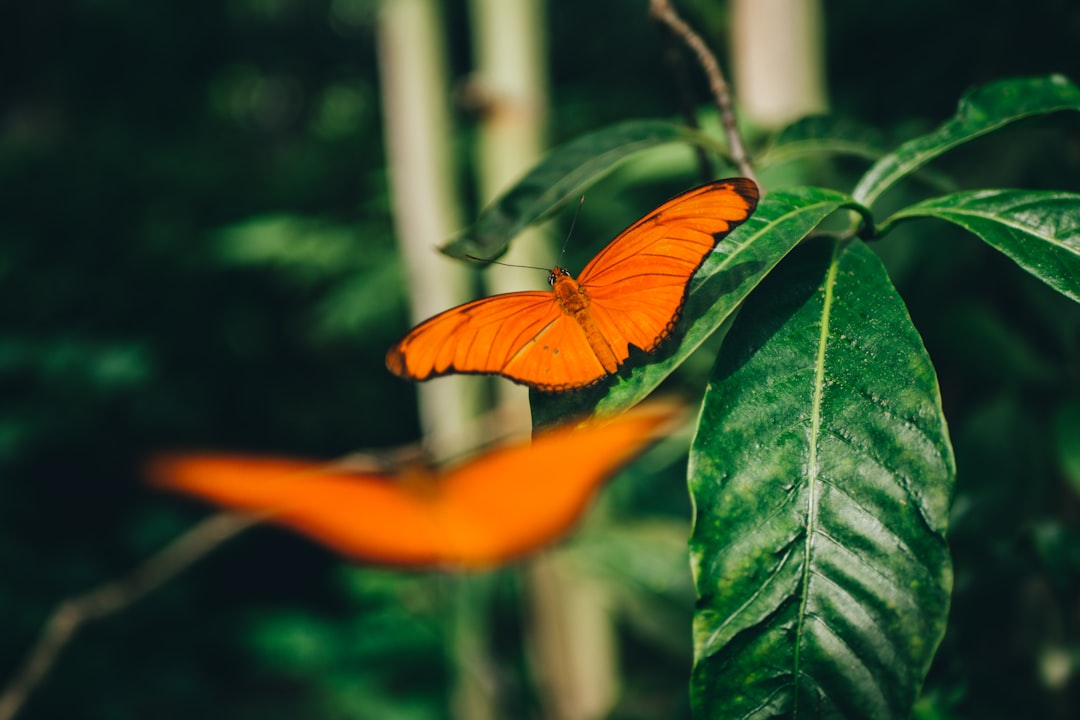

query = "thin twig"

[659,36,714,183]
[649,0,757,184]
[0,513,255,720]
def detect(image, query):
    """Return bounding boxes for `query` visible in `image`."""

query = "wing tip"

[384,344,408,377]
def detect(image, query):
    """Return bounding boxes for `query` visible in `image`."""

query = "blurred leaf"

[336,566,442,607]
[312,261,404,340]
[853,75,1080,206]
[883,189,1080,303]
[216,214,391,280]
[532,186,855,427]
[1055,400,1080,497]
[758,114,960,196]
[565,519,694,658]
[0,337,152,391]
[247,611,343,672]
[948,393,1041,539]
[246,571,447,719]
[688,240,954,719]
[324,677,442,720]
[934,300,1062,388]
[910,683,965,720]
[568,519,693,599]
[759,115,890,167]
[440,119,727,260]
[1030,520,1080,592]
[214,213,404,340]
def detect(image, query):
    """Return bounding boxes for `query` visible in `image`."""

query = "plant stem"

[648,0,757,184]
[0,513,254,720]
[376,0,486,462]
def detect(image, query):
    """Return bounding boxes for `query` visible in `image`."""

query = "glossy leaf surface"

[853,75,1080,207]
[757,115,889,168]
[883,189,1080,302]
[441,119,724,259]
[689,240,955,719]
[532,187,854,427]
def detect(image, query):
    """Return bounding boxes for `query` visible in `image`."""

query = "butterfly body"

[547,266,621,375]
[387,178,760,392]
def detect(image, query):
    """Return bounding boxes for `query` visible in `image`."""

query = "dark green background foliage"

[2,1,1080,718]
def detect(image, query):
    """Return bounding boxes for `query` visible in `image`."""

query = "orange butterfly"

[386,178,759,392]
[147,403,680,569]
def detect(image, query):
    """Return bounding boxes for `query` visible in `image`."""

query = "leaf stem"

[648,0,757,184]
[0,514,254,720]
[657,30,714,182]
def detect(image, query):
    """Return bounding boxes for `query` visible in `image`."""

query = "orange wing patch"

[386,178,759,392]
[147,403,681,569]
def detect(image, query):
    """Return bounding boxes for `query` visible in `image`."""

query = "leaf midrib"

[917,204,1080,255]
[792,239,841,716]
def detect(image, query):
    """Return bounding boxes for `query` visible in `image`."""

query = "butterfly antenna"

[464,254,549,273]
[465,195,585,271]
[559,195,587,262]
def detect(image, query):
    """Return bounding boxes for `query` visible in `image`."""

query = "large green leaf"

[531,187,855,427]
[853,75,1080,207]
[882,189,1080,303]
[758,115,956,196]
[440,119,726,259]
[757,115,889,168]
[689,240,955,719]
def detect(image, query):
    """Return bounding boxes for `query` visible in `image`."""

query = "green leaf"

[563,519,696,657]
[853,75,1080,207]
[1055,400,1080,497]
[216,214,383,278]
[932,299,1062,387]
[758,115,890,168]
[440,119,727,259]
[883,189,1080,303]
[531,187,856,427]
[759,116,958,196]
[689,239,955,719]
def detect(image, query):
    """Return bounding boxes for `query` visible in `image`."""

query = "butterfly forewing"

[148,404,682,569]
[386,178,759,391]
[438,401,680,564]
[579,179,759,354]
[501,311,612,391]
[388,291,575,381]
[147,455,445,566]
[577,178,759,289]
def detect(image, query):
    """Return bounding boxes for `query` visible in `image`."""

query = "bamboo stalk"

[0,515,254,720]
[467,3,618,718]
[731,0,828,129]
[377,0,486,463]
[376,2,495,719]
[467,0,554,437]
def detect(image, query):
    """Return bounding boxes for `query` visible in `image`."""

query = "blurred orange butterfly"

[386,178,759,392]
[147,403,680,569]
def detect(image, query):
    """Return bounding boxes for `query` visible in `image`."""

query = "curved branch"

[0,513,255,720]
[649,0,757,184]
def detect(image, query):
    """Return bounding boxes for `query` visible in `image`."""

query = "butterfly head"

[548,267,571,286]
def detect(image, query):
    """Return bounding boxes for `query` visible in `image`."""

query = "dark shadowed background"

[2,1,1079,718]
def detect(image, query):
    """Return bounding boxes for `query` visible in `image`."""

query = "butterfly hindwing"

[148,404,681,568]
[146,455,444,566]
[578,179,759,355]
[433,400,680,564]
[387,291,583,384]
[386,178,759,391]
